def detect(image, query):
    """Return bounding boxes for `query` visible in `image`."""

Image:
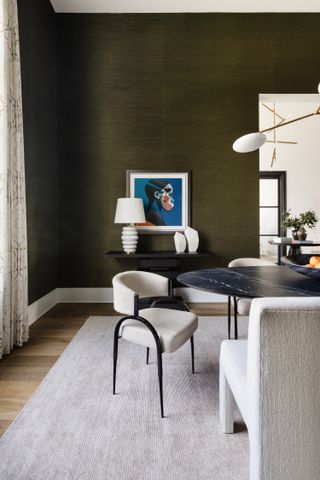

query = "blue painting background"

[134,177,183,226]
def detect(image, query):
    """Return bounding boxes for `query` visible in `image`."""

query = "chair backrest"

[247,297,320,480]
[112,271,169,315]
[228,257,274,268]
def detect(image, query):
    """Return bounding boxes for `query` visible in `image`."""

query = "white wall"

[259,96,320,257]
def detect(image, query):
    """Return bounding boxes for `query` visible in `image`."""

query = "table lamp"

[114,198,146,254]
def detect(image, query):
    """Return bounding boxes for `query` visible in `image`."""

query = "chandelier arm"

[260,111,319,134]
[262,103,285,121]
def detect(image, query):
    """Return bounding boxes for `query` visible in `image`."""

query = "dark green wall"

[18,0,58,303]
[58,13,319,287]
[18,9,320,298]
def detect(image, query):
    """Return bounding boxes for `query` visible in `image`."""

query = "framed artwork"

[126,171,191,233]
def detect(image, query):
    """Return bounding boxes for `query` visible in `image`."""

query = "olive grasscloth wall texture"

[18,3,320,301]
[18,0,58,304]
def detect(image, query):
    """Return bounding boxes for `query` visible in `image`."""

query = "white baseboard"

[28,287,226,324]
[58,287,225,303]
[175,287,226,303]
[27,288,59,326]
[58,288,113,303]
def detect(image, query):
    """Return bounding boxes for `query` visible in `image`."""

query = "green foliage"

[281,210,318,230]
[299,210,318,229]
[281,211,302,229]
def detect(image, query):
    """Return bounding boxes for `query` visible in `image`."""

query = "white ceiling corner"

[49,0,320,14]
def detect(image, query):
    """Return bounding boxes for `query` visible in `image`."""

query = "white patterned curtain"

[0,0,28,357]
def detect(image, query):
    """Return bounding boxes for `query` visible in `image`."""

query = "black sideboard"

[105,250,214,286]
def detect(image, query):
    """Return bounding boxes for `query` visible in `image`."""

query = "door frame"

[259,171,287,258]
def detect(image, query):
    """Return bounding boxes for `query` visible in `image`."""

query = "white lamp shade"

[318,82,320,94]
[233,132,267,153]
[114,198,146,224]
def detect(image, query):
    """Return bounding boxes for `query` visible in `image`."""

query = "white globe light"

[232,132,267,153]
[318,82,320,94]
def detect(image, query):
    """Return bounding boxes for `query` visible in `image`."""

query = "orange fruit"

[309,256,320,266]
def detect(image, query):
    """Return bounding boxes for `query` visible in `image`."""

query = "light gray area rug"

[0,316,249,480]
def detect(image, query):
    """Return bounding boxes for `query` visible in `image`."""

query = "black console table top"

[269,240,320,265]
[178,266,320,299]
[106,250,214,286]
[105,250,213,258]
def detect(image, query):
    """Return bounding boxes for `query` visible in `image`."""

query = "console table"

[269,240,320,264]
[105,250,214,286]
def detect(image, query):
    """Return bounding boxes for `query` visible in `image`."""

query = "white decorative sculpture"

[185,227,199,253]
[174,232,187,253]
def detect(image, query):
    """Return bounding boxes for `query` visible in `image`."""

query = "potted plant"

[298,210,318,240]
[281,210,318,240]
[281,211,302,240]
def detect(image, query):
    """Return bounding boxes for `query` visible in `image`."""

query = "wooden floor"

[0,302,227,437]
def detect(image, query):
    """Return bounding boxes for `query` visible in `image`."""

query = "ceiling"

[50,0,320,13]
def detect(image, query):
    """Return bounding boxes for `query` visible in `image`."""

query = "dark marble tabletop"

[177,266,320,298]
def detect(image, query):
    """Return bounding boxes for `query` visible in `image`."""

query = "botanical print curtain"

[0,0,28,357]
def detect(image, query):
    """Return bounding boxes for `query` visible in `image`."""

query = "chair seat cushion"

[237,297,252,315]
[220,340,248,424]
[119,308,198,353]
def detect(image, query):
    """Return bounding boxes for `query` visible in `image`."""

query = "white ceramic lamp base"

[121,226,139,254]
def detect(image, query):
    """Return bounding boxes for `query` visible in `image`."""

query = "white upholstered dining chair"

[112,271,198,417]
[219,297,320,480]
[227,257,274,338]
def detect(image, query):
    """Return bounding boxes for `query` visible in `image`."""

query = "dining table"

[177,265,320,339]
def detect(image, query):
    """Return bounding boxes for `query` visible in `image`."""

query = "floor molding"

[175,287,226,303]
[28,289,59,326]
[58,288,113,303]
[28,287,226,324]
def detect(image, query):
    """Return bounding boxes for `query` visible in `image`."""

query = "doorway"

[259,171,286,260]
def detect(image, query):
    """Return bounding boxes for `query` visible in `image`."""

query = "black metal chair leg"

[228,296,231,339]
[113,314,165,417]
[233,296,238,340]
[156,349,164,418]
[190,335,195,374]
[146,347,150,365]
[113,329,120,395]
